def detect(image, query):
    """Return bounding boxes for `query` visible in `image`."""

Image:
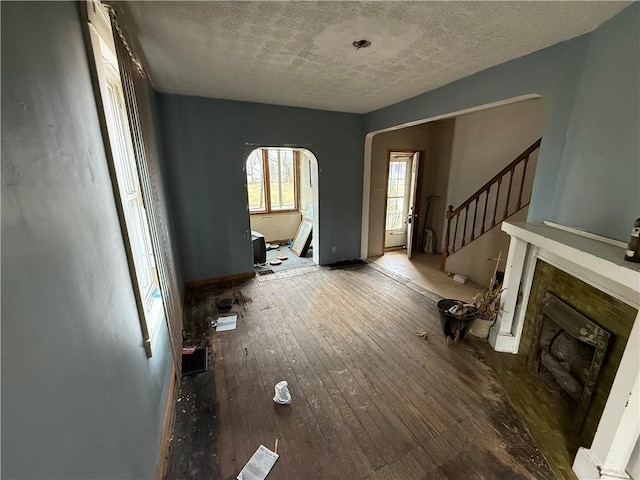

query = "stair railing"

[442,138,542,269]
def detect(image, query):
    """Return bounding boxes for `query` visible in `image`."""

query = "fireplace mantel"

[493,221,639,480]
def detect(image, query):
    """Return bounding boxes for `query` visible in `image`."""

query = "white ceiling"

[123,1,629,114]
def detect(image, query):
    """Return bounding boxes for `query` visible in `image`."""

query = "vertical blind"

[110,13,183,369]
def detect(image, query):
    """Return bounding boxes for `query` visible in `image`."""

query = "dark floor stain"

[485,382,551,477]
[167,279,555,480]
[165,370,219,479]
[165,282,248,479]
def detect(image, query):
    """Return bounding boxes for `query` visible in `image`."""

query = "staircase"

[442,138,542,269]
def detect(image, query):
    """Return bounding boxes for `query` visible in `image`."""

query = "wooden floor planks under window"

[168,265,554,480]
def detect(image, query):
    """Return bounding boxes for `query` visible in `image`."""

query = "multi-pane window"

[90,18,162,350]
[247,148,298,213]
[103,69,158,310]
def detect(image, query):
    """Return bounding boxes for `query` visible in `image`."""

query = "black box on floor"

[181,347,208,377]
[251,231,266,264]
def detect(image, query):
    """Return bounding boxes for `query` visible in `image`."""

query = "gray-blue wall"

[365,3,639,242]
[158,3,638,283]
[1,3,173,478]
[554,4,640,240]
[157,95,363,281]
[145,81,185,298]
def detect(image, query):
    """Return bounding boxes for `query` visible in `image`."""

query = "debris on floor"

[273,380,291,404]
[237,445,279,480]
[415,330,429,340]
[216,314,237,332]
[216,297,234,311]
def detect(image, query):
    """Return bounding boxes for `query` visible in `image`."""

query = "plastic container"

[437,299,477,341]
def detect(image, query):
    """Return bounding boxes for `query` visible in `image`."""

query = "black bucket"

[437,299,477,341]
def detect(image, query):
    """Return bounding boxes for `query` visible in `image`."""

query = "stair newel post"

[442,205,454,271]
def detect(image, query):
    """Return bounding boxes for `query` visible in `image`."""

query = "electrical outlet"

[331,246,336,253]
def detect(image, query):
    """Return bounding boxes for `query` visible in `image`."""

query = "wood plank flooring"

[474,344,580,480]
[169,265,553,479]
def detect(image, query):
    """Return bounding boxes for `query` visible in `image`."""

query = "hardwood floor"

[168,265,553,479]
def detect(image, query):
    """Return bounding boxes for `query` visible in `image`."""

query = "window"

[86,1,163,355]
[247,148,298,213]
[103,63,158,311]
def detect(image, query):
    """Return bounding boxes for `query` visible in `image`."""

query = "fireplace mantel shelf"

[503,221,640,284]
[502,222,640,303]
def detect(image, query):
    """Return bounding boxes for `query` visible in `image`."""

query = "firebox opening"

[530,292,611,432]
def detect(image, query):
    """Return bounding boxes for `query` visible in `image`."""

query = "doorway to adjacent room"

[384,150,421,257]
[245,147,319,276]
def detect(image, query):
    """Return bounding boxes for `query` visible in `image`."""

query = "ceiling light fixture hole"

[352,39,371,50]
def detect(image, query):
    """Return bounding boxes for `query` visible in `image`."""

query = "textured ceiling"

[123,1,629,114]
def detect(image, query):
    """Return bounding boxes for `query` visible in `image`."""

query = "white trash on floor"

[273,381,291,404]
[237,444,279,480]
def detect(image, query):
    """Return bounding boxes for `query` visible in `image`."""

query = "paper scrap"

[216,314,237,332]
[237,444,279,480]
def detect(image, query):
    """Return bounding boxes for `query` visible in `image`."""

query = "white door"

[406,151,420,258]
[384,154,413,248]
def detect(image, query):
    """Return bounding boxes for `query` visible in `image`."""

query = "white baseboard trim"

[488,327,518,353]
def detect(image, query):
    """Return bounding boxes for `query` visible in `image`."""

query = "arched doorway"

[244,147,320,272]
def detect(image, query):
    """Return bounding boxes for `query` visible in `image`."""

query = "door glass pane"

[386,160,407,231]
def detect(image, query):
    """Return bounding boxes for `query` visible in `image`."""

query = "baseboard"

[488,327,518,353]
[155,364,178,480]
[185,270,256,288]
[266,239,289,246]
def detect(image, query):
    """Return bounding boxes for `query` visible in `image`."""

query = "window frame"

[102,60,158,311]
[247,148,300,215]
[84,1,164,356]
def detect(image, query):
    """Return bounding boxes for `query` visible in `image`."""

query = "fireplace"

[529,292,610,432]
[491,221,640,480]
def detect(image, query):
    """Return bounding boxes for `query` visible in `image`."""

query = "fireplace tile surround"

[523,260,636,446]
[492,222,640,480]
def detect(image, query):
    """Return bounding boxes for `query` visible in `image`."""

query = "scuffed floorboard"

[166,265,553,480]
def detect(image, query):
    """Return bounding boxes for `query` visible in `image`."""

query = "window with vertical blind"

[246,148,299,213]
[102,62,158,311]
[84,0,172,359]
